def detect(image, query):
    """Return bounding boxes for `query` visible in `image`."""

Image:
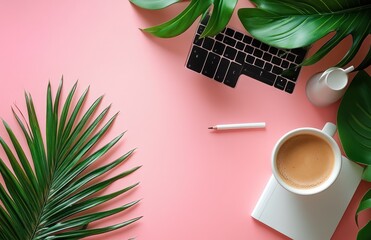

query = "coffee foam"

[276,134,334,189]
[278,162,331,189]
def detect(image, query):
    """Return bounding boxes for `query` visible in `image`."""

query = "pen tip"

[208,127,213,129]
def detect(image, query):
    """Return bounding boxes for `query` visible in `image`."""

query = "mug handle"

[322,122,336,137]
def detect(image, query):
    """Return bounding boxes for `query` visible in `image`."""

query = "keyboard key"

[201,14,210,25]
[272,65,283,74]
[263,62,273,72]
[261,43,269,51]
[269,47,278,55]
[236,51,246,64]
[283,64,300,82]
[225,28,235,37]
[215,33,224,41]
[274,76,287,90]
[281,60,289,68]
[263,52,273,62]
[260,71,276,85]
[277,49,290,58]
[241,63,277,86]
[234,31,244,41]
[197,25,205,34]
[241,63,262,79]
[292,48,307,56]
[213,41,226,55]
[224,62,242,87]
[272,56,282,65]
[290,72,300,82]
[252,39,261,48]
[285,81,295,93]
[203,37,215,50]
[224,46,237,60]
[194,34,203,46]
[243,35,252,44]
[246,55,255,64]
[253,49,263,58]
[287,53,296,62]
[186,46,208,73]
[236,41,245,50]
[278,50,287,57]
[290,63,298,69]
[255,59,264,68]
[223,36,236,47]
[214,58,230,82]
[202,52,221,78]
[244,45,254,54]
[290,63,300,74]
[295,53,305,64]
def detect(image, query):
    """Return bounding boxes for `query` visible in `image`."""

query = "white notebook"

[251,156,363,240]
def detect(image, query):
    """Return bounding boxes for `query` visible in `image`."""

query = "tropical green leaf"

[358,221,371,240]
[337,70,371,238]
[143,0,212,38]
[132,0,237,38]
[0,79,141,239]
[362,165,371,182]
[0,137,39,209]
[201,0,237,37]
[46,183,139,227]
[38,200,140,237]
[356,189,371,240]
[238,0,371,69]
[43,217,142,240]
[356,189,371,226]
[2,120,39,193]
[337,70,371,165]
[130,0,182,10]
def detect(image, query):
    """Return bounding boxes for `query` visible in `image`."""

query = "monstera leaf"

[337,70,371,165]
[0,80,141,239]
[130,0,238,37]
[130,0,182,9]
[337,70,371,240]
[238,0,371,70]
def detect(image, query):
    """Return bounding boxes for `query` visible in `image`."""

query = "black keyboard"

[186,15,307,94]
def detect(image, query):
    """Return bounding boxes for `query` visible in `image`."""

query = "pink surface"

[0,1,370,239]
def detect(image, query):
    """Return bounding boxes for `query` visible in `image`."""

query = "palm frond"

[0,79,141,239]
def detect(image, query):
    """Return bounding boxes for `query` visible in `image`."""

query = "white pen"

[208,122,266,130]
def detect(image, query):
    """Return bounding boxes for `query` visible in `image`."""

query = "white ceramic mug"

[272,122,342,195]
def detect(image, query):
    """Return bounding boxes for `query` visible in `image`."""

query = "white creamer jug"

[306,66,354,107]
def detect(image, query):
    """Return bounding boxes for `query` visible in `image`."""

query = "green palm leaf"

[238,0,371,69]
[0,79,141,239]
[130,0,238,38]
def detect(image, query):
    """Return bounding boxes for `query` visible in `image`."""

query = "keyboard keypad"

[186,15,307,93]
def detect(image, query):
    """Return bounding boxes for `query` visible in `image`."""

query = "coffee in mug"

[276,134,334,189]
[272,122,342,195]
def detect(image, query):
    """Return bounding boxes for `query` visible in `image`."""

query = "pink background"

[0,1,370,239]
